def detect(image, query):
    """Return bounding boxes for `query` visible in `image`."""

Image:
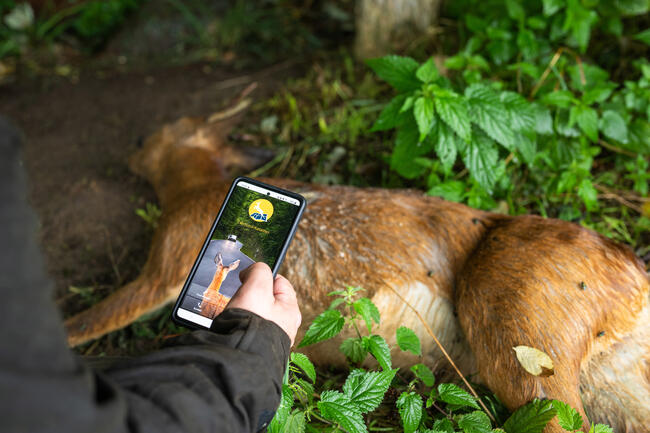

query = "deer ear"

[214,253,223,266]
[229,259,240,271]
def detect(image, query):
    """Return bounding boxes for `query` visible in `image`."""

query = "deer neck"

[154,147,230,210]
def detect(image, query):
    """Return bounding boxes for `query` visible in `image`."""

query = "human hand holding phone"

[227,262,302,346]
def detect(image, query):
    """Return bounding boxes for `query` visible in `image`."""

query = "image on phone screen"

[175,180,303,328]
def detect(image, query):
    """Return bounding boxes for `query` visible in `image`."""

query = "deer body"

[64,113,650,432]
[199,253,240,318]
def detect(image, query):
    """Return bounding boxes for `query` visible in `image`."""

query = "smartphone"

[171,177,306,330]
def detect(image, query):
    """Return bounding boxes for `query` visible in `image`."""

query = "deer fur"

[199,253,240,318]
[63,105,650,432]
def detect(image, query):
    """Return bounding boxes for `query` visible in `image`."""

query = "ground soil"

[0,60,294,318]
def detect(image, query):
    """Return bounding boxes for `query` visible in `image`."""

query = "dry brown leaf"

[513,345,555,377]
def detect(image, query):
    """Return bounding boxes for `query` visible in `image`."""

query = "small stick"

[384,284,496,422]
[530,48,564,98]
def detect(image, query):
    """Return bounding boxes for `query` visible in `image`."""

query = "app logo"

[249,199,274,222]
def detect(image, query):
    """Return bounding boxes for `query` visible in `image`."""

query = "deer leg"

[65,274,178,347]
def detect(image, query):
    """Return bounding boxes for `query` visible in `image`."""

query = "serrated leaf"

[371,95,407,132]
[599,110,628,144]
[434,121,459,171]
[513,346,555,376]
[461,131,500,193]
[434,88,472,141]
[414,97,436,141]
[582,87,613,105]
[428,180,466,202]
[268,385,294,433]
[396,326,422,356]
[438,383,480,409]
[343,368,398,413]
[543,0,564,15]
[465,84,515,150]
[362,335,392,370]
[410,363,435,387]
[353,298,380,333]
[290,352,316,383]
[552,400,583,431]
[503,399,557,433]
[500,91,536,131]
[574,105,599,142]
[532,103,553,135]
[328,297,345,310]
[284,410,305,433]
[589,424,613,433]
[391,116,430,179]
[318,391,367,433]
[578,178,598,211]
[298,309,344,347]
[366,55,421,92]
[416,58,439,83]
[516,131,537,165]
[541,90,575,108]
[295,378,314,402]
[432,418,455,433]
[340,338,368,364]
[458,411,492,433]
[634,28,650,46]
[396,392,423,433]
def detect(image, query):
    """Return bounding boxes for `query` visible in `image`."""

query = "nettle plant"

[366,0,649,245]
[269,286,612,433]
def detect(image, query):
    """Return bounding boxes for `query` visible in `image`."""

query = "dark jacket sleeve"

[0,116,290,433]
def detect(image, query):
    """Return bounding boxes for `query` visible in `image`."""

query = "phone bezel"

[171,176,306,331]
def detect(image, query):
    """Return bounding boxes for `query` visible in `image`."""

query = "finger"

[238,262,272,284]
[273,275,298,303]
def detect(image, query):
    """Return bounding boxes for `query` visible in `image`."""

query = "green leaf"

[298,309,345,347]
[396,392,423,433]
[578,178,598,211]
[541,90,575,108]
[340,338,368,364]
[564,0,598,52]
[589,424,613,433]
[414,97,436,141]
[396,326,422,356]
[532,103,554,135]
[410,363,435,387]
[458,411,492,433]
[516,131,537,165]
[366,55,421,92]
[318,391,367,433]
[503,399,557,433]
[627,119,650,154]
[343,368,398,413]
[582,87,613,105]
[371,95,407,132]
[434,121,459,171]
[268,385,294,433]
[543,0,564,15]
[391,115,431,179]
[615,0,648,15]
[573,105,599,142]
[552,400,583,431]
[428,180,466,202]
[284,410,305,433]
[353,297,381,333]
[437,383,480,409]
[416,58,440,83]
[362,335,392,370]
[465,84,515,150]
[432,418,455,433]
[433,88,472,141]
[290,352,316,383]
[461,131,500,193]
[599,110,628,144]
[500,91,536,131]
[634,28,650,46]
[505,0,525,21]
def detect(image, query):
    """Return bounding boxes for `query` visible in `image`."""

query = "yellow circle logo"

[249,199,274,222]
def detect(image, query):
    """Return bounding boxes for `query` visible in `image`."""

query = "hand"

[227,262,302,346]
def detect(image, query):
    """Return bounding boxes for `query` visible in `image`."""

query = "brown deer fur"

[64,111,650,432]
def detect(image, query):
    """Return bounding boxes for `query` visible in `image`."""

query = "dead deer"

[63,97,650,433]
[199,253,240,318]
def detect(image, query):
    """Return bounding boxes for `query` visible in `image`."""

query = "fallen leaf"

[513,345,555,377]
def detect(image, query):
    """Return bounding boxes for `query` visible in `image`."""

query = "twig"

[594,184,649,202]
[383,284,496,422]
[598,139,636,157]
[530,48,564,98]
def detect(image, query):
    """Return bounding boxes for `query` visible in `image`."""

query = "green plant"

[135,202,162,229]
[365,0,649,253]
[270,286,613,433]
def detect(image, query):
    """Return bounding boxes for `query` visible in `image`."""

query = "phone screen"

[175,180,303,328]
